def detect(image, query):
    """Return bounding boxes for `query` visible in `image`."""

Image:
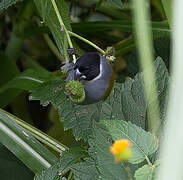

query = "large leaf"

[0,109,58,173]
[34,0,71,56]
[103,120,159,164]
[92,123,128,180]
[134,160,159,180]
[31,80,101,141]
[100,57,169,129]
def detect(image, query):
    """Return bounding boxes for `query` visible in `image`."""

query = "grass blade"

[0,109,58,173]
[132,0,160,135]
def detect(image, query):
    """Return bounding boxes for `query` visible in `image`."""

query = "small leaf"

[34,0,71,56]
[103,120,159,164]
[100,57,169,129]
[134,160,159,180]
[92,123,128,180]
[0,69,56,94]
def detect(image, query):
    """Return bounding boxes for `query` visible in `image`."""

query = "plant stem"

[50,0,76,63]
[68,31,105,55]
[132,0,160,135]
[68,171,74,180]
[158,0,183,179]
[145,155,153,167]
[0,109,68,153]
[123,163,133,180]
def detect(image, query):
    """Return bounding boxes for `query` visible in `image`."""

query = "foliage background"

[0,0,171,179]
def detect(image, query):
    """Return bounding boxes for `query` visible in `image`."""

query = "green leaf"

[0,53,55,107]
[58,146,88,174]
[31,80,101,141]
[134,160,159,180]
[35,146,87,180]
[34,0,71,56]
[0,0,22,10]
[59,103,101,141]
[0,68,56,94]
[0,109,58,173]
[92,123,128,180]
[100,57,169,129]
[30,58,169,142]
[72,21,170,38]
[103,120,158,164]
[0,68,56,107]
[71,158,99,180]
[34,163,60,180]
[0,144,34,180]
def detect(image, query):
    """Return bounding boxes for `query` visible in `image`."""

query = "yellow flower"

[110,139,132,162]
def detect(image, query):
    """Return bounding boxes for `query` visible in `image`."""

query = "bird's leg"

[67,48,77,62]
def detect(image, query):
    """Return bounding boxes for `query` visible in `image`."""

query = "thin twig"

[50,0,76,62]
[68,31,105,55]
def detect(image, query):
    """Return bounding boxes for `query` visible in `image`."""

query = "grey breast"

[80,55,112,105]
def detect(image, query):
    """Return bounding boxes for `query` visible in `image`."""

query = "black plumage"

[74,52,100,81]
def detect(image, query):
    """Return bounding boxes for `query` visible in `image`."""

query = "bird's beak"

[75,69,82,80]
[75,69,86,80]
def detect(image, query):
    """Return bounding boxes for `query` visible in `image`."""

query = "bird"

[65,52,115,105]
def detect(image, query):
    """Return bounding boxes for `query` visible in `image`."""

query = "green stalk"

[68,31,105,55]
[0,109,68,153]
[50,0,76,63]
[132,0,160,135]
[158,0,183,179]
[123,163,133,180]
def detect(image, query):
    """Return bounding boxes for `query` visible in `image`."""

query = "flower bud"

[65,80,85,103]
[110,139,132,162]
